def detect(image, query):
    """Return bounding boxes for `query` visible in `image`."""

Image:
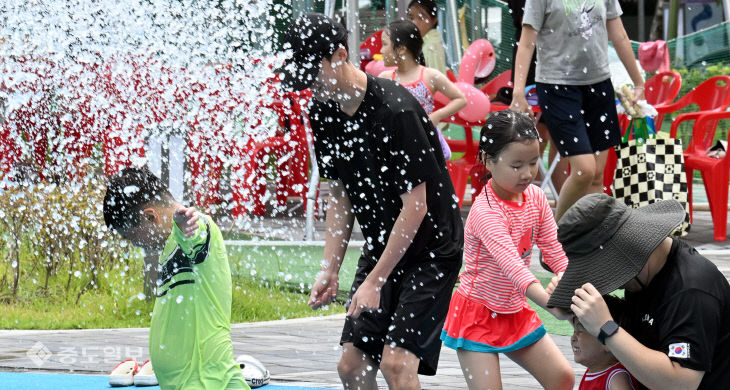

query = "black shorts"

[536,79,621,157]
[340,257,461,376]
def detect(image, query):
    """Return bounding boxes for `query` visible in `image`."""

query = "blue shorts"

[536,79,621,157]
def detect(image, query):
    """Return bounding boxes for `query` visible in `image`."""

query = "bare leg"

[456,350,502,390]
[338,343,378,390]
[379,345,422,390]
[505,335,575,390]
[554,151,604,221]
[589,149,610,194]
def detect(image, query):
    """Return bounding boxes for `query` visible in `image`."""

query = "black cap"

[281,13,348,91]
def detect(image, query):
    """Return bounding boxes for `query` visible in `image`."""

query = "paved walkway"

[3,184,730,388]
[0,315,577,389]
[3,251,729,389]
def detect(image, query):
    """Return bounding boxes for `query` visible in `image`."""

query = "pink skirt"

[440,291,546,353]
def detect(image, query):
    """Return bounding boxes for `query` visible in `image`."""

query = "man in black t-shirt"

[280,13,463,388]
[546,194,730,390]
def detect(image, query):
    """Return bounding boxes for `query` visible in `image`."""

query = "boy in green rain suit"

[103,167,248,390]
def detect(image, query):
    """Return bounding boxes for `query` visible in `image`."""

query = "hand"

[546,271,564,295]
[173,206,200,237]
[509,95,534,120]
[548,306,573,321]
[633,85,645,103]
[571,283,613,337]
[428,113,441,128]
[346,279,381,318]
[309,269,339,310]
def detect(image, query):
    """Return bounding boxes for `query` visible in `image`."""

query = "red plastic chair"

[682,111,730,241]
[359,30,385,72]
[231,88,316,217]
[603,71,683,195]
[443,115,484,208]
[662,76,730,139]
[645,70,682,131]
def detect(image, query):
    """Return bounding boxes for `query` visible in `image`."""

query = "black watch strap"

[598,320,620,345]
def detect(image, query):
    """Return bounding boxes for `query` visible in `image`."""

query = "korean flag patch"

[668,343,690,359]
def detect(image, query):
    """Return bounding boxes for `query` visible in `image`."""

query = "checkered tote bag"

[612,120,691,236]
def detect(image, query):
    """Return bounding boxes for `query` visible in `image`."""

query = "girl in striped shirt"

[441,110,575,389]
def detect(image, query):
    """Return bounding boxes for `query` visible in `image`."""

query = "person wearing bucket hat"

[547,193,730,390]
[284,13,464,389]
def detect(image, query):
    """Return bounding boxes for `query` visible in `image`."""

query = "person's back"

[103,167,248,390]
[547,194,729,390]
[310,73,462,265]
[623,239,730,389]
[149,214,244,389]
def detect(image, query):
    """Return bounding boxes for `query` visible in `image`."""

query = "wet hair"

[408,0,439,28]
[103,167,174,233]
[478,110,539,163]
[386,20,424,64]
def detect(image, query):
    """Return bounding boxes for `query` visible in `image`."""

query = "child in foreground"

[103,167,248,390]
[379,19,466,160]
[572,295,639,390]
[440,110,574,389]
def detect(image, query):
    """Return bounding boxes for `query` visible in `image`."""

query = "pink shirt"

[456,180,569,313]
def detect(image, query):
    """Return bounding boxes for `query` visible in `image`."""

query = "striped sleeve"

[471,204,539,293]
[535,191,569,274]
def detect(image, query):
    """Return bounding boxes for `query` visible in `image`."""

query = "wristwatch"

[598,320,620,345]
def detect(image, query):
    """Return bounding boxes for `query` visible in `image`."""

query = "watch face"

[603,321,619,334]
[599,321,619,344]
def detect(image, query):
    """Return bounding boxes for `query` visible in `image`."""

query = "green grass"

[227,244,361,297]
[226,244,577,336]
[227,243,583,335]
[2,238,588,336]
[530,272,573,336]
[0,252,343,330]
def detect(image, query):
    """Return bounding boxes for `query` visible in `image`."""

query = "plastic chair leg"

[603,149,618,195]
[703,169,729,241]
[685,169,694,224]
[447,162,468,209]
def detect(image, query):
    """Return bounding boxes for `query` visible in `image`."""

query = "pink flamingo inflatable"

[434,39,495,122]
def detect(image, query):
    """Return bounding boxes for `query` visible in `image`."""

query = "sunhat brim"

[547,199,685,308]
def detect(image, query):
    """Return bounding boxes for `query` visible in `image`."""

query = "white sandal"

[133,359,158,387]
[109,359,138,387]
